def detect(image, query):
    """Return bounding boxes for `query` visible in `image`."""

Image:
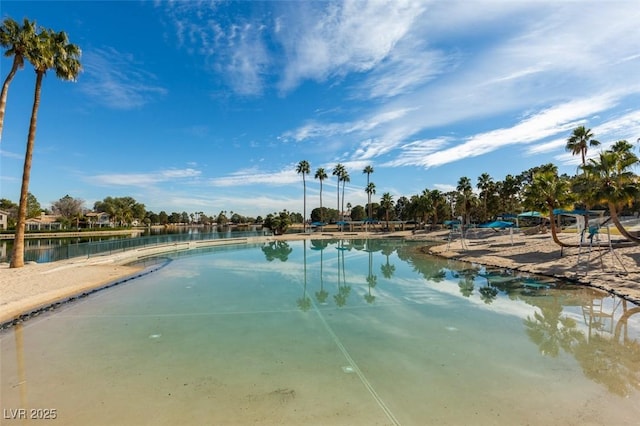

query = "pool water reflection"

[1,239,639,425]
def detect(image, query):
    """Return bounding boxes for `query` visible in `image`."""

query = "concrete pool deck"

[1,229,639,326]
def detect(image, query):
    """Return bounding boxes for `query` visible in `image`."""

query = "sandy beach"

[1,229,639,326]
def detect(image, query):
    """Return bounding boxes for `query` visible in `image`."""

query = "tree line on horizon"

[296,126,640,245]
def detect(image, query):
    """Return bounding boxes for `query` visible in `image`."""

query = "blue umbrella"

[479,220,514,228]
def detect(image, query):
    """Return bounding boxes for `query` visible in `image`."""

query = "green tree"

[582,142,640,243]
[497,174,522,214]
[456,176,474,225]
[93,196,144,226]
[566,125,600,168]
[215,210,228,225]
[314,167,327,225]
[264,210,292,235]
[340,168,350,222]
[332,163,345,220]
[158,211,169,225]
[51,194,84,228]
[523,165,576,247]
[427,189,444,228]
[169,212,181,224]
[26,192,41,219]
[296,160,310,232]
[0,17,37,141]
[363,165,374,218]
[365,182,376,221]
[380,192,394,230]
[11,28,81,268]
[477,172,494,222]
[350,205,365,220]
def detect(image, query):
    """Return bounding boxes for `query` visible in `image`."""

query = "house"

[0,209,9,230]
[85,212,112,228]
[25,213,62,231]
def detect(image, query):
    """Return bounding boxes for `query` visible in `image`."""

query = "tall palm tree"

[332,163,345,221]
[363,165,374,218]
[566,125,600,168]
[582,143,640,244]
[314,167,327,225]
[340,168,350,222]
[296,160,310,233]
[427,189,443,229]
[498,174,521,214]
[365,182,376,222]
[456,176,473,225]
[380,192,394,230]
[11,28,81,268]
[418,189,433,225]
[477,172,493,222]
[0,17,37,141]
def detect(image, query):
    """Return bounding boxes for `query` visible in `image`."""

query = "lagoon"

[1,238,638,425]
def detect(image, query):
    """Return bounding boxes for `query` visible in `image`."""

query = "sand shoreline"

[1,230,639,327]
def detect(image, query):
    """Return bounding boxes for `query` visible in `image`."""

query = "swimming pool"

[1,238,639,425]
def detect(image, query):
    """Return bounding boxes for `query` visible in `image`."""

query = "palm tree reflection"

[261,240,292,262]
[297,240,311,311]
[365,240,378,304]
[524,293,640,397]
[333,240,351,307]
[380,245,395,280]
[312,240,330,305]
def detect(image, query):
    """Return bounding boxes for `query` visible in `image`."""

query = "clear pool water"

[1,238,639,425]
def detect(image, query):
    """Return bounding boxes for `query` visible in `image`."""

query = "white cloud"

[88,168,201,187]
[277,0,427,92]
[387,94,620,168]
[80,47,168,109]
[208,166,298,187]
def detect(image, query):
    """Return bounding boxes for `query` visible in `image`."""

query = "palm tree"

[332,163,345,221]
[522,166,576,248]
[427,189,443,229]
[498,174,522,214]
[380,192,394,230]
[365,182,376,224]
[417,189,433,225]
[566,125,600,168]
[11,28,81,268]
[340,168,350,222]
[582,143,640,244]
[456,176,473,225]
[363,165,374,218]
[296,160,310,233]
[477,172,493,222]
[314,167,327,226]
[0,17,37,141]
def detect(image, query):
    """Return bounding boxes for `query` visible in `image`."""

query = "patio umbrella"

[479,220,515,245]
[478,220,514,228]
[518,211,542,217]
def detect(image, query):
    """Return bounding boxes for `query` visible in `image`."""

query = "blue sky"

[1,0,639,219]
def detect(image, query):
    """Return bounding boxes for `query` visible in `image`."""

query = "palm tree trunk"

[341,181,346,222]
[0,57,20,141]
[11,72,43,268]
[609,202,640,244]
[319,181,324,227]
[336,183,340,222]
[302,175,306,233]
[548,211,575,248]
